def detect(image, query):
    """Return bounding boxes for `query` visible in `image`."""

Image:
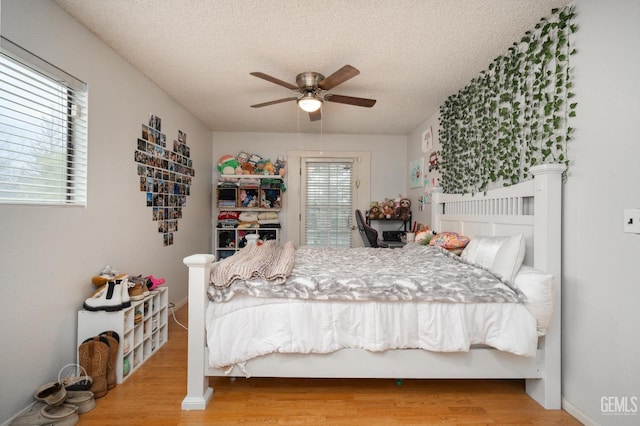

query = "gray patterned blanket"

[208,243,526,304]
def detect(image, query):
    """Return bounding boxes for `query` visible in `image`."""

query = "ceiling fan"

[250,65,376,121]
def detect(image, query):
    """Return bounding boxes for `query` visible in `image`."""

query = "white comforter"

[205,293,538,369]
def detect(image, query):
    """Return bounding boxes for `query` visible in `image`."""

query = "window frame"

[0,36,88,206]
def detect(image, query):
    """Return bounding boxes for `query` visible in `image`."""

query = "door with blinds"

[285,151,371,248]
[302,158,354,247]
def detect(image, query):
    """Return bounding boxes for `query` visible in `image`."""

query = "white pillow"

[514,266,555,335]
[460,233,525,283]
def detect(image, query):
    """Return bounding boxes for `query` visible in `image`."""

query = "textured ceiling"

[54,0,571,135]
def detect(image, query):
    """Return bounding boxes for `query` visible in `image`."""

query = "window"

[0,37,88,206]
[302,158,354,247]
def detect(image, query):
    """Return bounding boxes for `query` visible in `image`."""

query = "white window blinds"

[0,37,88,206]
[303,158,354,247]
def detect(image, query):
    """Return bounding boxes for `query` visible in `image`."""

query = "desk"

[379,240,405,249]
[366,212,412,232]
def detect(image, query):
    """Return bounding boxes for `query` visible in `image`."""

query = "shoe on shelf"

[147,275,165,290]
[83,280,123,312]
[34,382,66,406]
[133,275,151,297]
[91,265,119,287]
[10,403,78,426]
[118,275,131,309]
[128,279,149,301]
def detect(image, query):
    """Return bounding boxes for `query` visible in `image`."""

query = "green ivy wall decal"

[439,6,577,194]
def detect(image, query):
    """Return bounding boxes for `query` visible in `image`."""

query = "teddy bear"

[240,162,254,174]
[368,204,383,220]
[383,199,395,219]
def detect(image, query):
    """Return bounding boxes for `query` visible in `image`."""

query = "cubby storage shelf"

[214,174,284,261]
[77,286,168,384]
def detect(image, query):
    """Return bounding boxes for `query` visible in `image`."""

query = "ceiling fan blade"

[309,109,322,121]
[324,94,376,108]
[318,65,360,90]
[250,72,298,90]
[250,97,297,108]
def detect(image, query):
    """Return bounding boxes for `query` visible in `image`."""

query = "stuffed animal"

[263,160,275,175]
[217,155,240,175]
[396,197,411,221]
[240,162,254,174]
[237,151,249,164]
[383,199,395,219]
[368,204,383,220]
[275,156,286,177]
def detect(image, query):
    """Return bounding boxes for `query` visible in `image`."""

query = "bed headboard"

[430,163,564,408]
[430,164,564,273]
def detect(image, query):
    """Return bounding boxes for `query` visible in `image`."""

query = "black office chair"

[355,209,388,248]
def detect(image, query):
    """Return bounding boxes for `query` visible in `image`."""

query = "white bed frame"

[181,164,564,410]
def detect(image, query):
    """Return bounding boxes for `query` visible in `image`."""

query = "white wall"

[406,112,441,230]
[561,0,640,424]
[403,1,640,424]
[212,131,407,245]
[0,0,212,421]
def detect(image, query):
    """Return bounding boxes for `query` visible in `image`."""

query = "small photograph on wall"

[149,114,161,132]
[409,158,424,188]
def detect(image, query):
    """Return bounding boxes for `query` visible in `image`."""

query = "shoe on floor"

[10,403,78,426]
[65,390,95,414]
[34,382,66,406]
[99,330,120,390]
[58,363,93,391]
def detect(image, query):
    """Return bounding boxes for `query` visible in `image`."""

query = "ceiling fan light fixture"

[297,93,323,112]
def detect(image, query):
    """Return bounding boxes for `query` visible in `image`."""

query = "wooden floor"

[77,304,580,425]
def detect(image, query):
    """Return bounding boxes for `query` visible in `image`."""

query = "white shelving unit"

[215,227,280,260]
[77,286,168,383]
[214,174,283,260]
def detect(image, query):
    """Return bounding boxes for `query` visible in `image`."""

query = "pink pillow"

[429,232,470,249]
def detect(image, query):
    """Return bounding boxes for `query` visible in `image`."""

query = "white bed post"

[430,187,443,232]
[527,163,564,409]
[181,254,215,410]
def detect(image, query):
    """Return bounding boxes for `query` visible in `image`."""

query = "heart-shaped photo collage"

[134,114,195,246]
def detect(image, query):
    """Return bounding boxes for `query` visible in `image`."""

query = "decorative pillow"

[514,266,555,335]
[416,230,434,245]
[460,233,525,283]
[429,232,470,249]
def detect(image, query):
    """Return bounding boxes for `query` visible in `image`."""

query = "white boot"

[118,274,131,308]
[83,280,123,311]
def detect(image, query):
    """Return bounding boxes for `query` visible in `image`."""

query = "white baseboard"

[2,401,37,426]
[563,397,599,426]
[173,296,187,310]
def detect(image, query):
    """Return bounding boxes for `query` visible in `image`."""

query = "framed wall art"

[409,157,424,188]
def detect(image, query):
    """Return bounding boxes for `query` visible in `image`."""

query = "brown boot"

[78,336,110,398]
[99,330,120,390]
